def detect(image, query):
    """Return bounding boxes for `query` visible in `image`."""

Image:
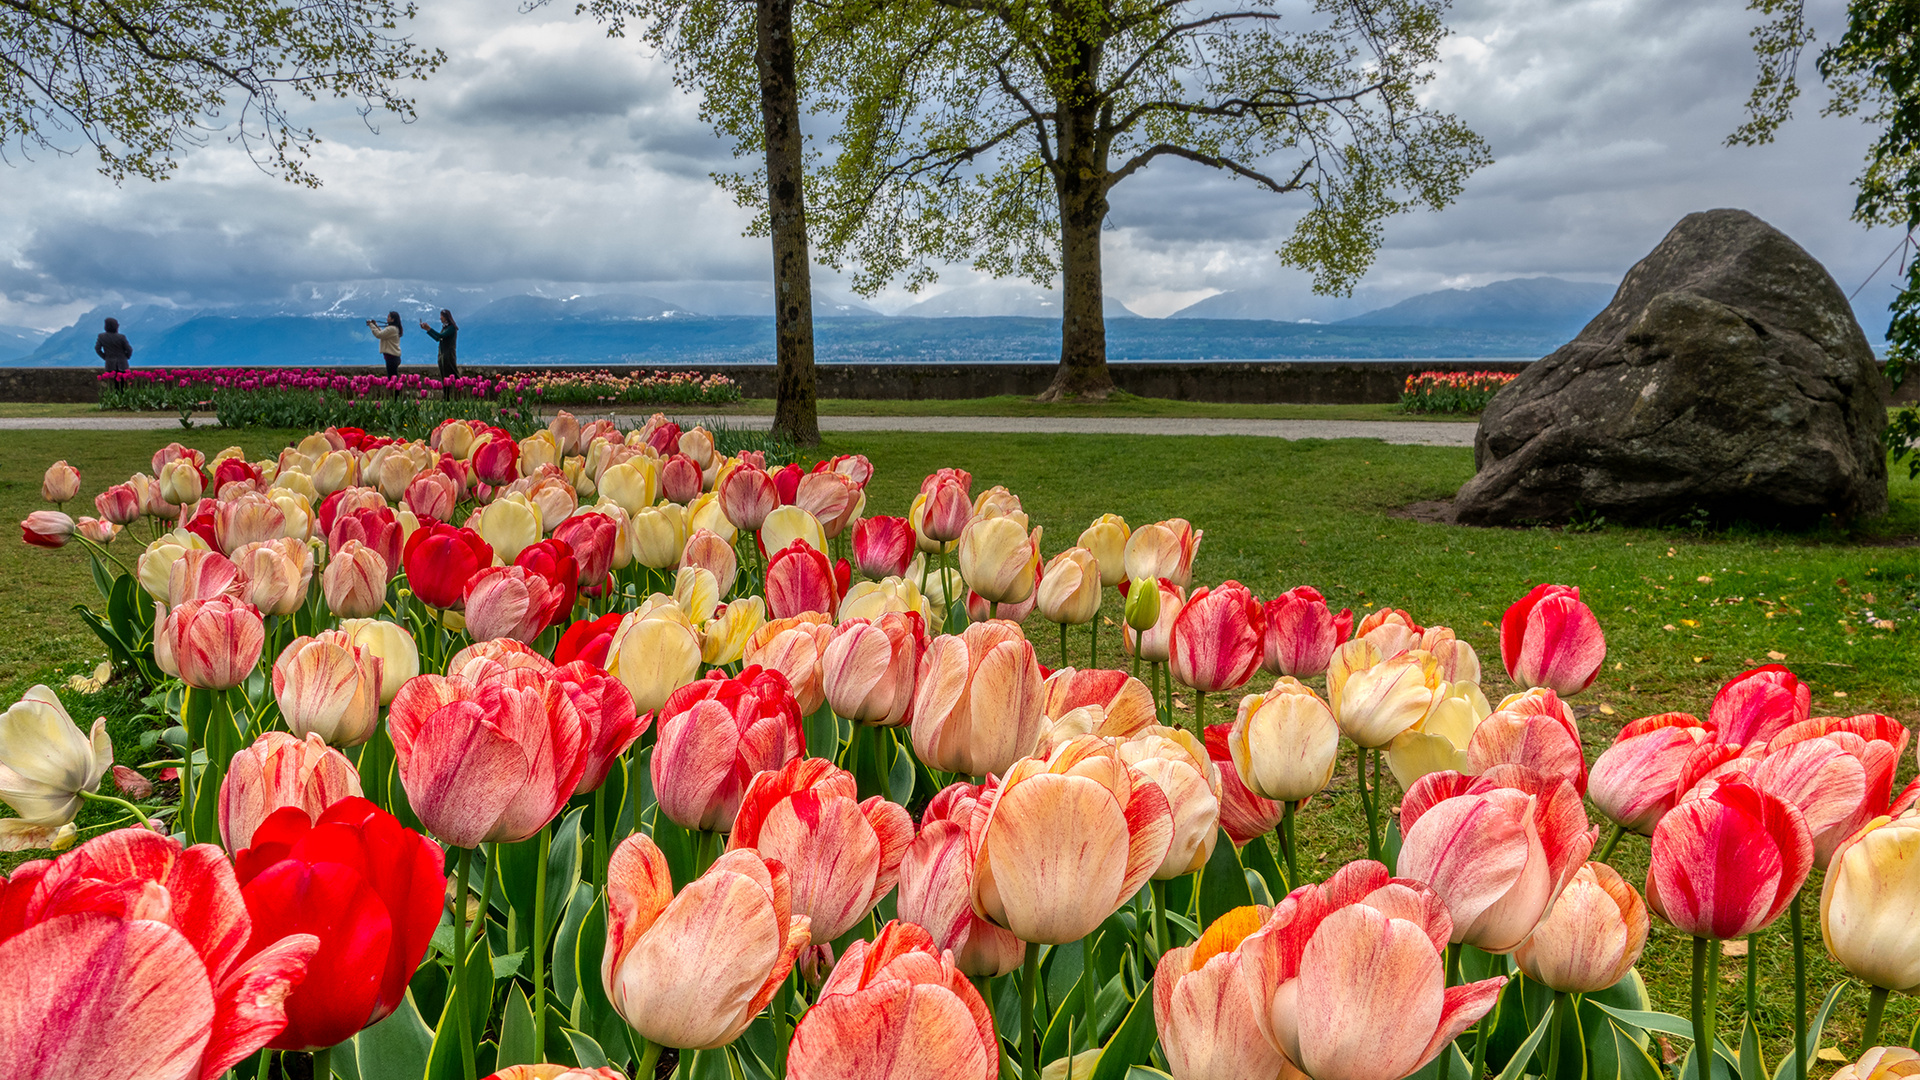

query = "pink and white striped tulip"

[786,920,998,1080]
[1500,583,1606,697]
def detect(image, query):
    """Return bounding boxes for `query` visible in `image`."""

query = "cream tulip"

[336,618,420,705]
[1077,514,1130,588]
[1228,677,1340,803]
[1036,547,1101,626]
[0,685,112,827]
[1386,680,1491,790]
[473,493,543,563]
[956,517,1041,606]
[1116,725,1222,879]
[608,606,704,712]
[760,504,826,554]
[1821,811,1920,995]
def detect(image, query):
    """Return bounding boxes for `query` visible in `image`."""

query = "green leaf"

[888,728,916,804]
[497,984,538,1069]
[1383,816,1403,875]
[1738,1017,1767,1080]
[1493,999,1556,1080]
[1591,1003,1698,1041]
[1592,1019,1664,1080]
[1125,1070,1174,1080]
[353,989,435,1080]
[1041,974,1085,1065]
[683,1047,736,1080]
[650,806,699,889]
[553,881,595,1024]
[1403,1043,1473,1080]
[1240,835,1286,898]
[804,702,840,764]
[1089,991,1160,1080]
[1769,982,1848,1080]
[492,949,528,981]
[565,1028,612,1069]
[425,931,495,1080]
[1196,829,1252,929]
[1047,940,1085,1019]
[90,554,116,605]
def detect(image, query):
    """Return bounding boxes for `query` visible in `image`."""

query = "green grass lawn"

[2,425,1915,1064]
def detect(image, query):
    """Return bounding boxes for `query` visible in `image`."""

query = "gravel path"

[0,413,1478,447]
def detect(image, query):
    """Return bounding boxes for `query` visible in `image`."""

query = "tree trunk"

[1040,78,1114,402]
[757,0,820,444]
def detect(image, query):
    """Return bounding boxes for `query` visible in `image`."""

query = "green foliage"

[1398,370,1518,414]
[1,0,444,184]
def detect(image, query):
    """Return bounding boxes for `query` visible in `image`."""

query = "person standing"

[95,317,133,381]
[367,311,403,376]
[419,309,458,396]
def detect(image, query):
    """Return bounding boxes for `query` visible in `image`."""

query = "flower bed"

[5,419,1917,1080]
[1399,369,1519,414]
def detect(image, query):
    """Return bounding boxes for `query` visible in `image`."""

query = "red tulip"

[1771,714,1910,861]
[181,499,219,549]
[642,418,681,456]
[316,488,382,537]
[895,782,1024,977]
[1204,722,1286,847]
[770,462,805,505]
[786,920,998,1080]
[472,434,520,486]
[1169,580,1265,694]
[1398,766,1597,952]
[1646,777,1811,940]
[853,515,916,579]
[156,594,265,690]
[402,523,493,610]
[1588,713,1712,835]
[1465,689,1586,794]
[20,509,74,548]
[1500,583,1606,696]
[232,797,445,1050]
[1261,586,1353,678]
[219,731,364,851]
[554,612,624,668]
[719,463,778,531]
[727,757,914,940]
[1694,715,1908,868]
[463,565,564,644]
[660,454,703,504]
[388,668,589,846]
[515,538,580,626]
[211,456,259,491]
[551,659,645,795]
[649,667,807,832]
[152,441,206,476]
[95,482,142,524]
[0,829,319,1079]
[327,507,403,573]
[553,513,619,588]
[1709,665,1811,746]
[765,538,838,619]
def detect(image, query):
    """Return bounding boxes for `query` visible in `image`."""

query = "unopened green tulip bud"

[1124,576,1160,630]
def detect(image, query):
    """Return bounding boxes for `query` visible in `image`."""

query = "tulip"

[213,493,286,554]
[972,734,1175,943]
[555,611,624,669]
[550,660,644,795]
[1418,626,1482,684]
[680,527,739,594]
[1500,583,1606,696]
[956,516,1041,605]
[551,512,616,588]
[1398,767,1598,952]
[795,470,862,538]
[181,500,219,549]
[1153,905,1292,1080]
[40,461,79,504]
[335,619,418,705]
[1710,664,1811,746]
[140,532,213,603]
[1241,860,1507,1080]
[911,620,1046,777]
[1123,576,1171,642]
[687,490,736,544]
[786,920,998,1080]
[322,539,388,618]
[1117,725,1223,879]
[1385,680,1490,791]
[487,1066,630,1080]
[602,834,810,1051]
[761,503,826,556]
[388,669,588,846]
[403,470,458,522]
[271,629,382,746]
[897,782,1025,977]
[650,666,806,832]
[463,565,563,644]
[822,611,927,727]
[719,463,778,532]
[1260,586,1353,678]
[838,576,929,622]
[727,757,914,939]
[702,597,765,665]
[1767,714,1911,863]
[159,457,206,505]
[1228,677,1340,803]
[765,538,839,618]
[272,490,317,541]
[1466,691,1587,793]
[629,503,689,569]
[1037,546,1102,627]
[219,731,364,850]
[522,474,579,527]
[1204,723,1285,847]
[0,685,112,829]
[19,509,73,548]
[853,515,917,579]
[1832,1049,1920,1080]
[473,433,520,485]
[312,449,360,495]
[1169,581,1265,710]
[318,487,387,536]
[606,606,705,712]
[1074,513,1130,587]
[966,563,1038,623]
[166,547,240,609]
[515,538,580,625]
[95,482,142,524]
[0,829,320,1078]
[1821,810,1920,997]
[447,638,555,678]
[157,594,265,690]
[673,565,721,623]
[1124,519,1201,588]
[233,537,313,616]
[472,493,542,564]
[1513,861,1650,993]
[1327,640,1442,749]
[76,516,120,545]
[1587,712,1712,836]
[660,453,703,504]
[1646,777,1812,940]
[402,523,492,609]
[232,797,446,1049]
[1041,666,1157,740]
[519,431,562,474]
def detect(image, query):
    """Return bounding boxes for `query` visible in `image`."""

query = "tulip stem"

[1193,691,1205,738]
[1596,822,1625,864]
[1150,878,1170,959]
[311,1046,331,1080]
[531,824,551,1063]
[1279,801,1299,890]
[1061,621,1070,670]
[1020,940,1042,1080]
[1470,989,1494,1080]
[1864,985,1891,1050]
[452,846,478,1080]
[78,787,151,825]
[1546,990,1565,1080]
[1691,935,1714,1080]
[635,1038,663,1079]
[1791,889,1808,1080]
[1357,747,1381,862]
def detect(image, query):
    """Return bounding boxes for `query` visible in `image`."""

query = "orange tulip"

[744,612,834,715]
[602,833,810,1050]
[271,629,382,747]
[910,621,1046,778]
[786,920,998,1080]
[821,611,927,727]
[1512,861,1649,993]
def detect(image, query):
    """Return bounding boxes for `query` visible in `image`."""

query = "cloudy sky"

[0,0,1904,328]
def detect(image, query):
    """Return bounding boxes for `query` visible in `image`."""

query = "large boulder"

[1454,209,1890,527]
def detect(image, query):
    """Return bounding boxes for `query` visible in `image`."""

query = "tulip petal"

[200,932,321,1077]
[786,979,995,1080]
[981,773,1129,943]
[394,700,530,849]
[1291,905,1446,1080]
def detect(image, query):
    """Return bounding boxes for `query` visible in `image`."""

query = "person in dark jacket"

[95,318,132,377]
[419,309,458,393]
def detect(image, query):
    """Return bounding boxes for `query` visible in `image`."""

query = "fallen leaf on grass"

[1817,1048,1847,1063]
[1768,650,1787,660]
[1598,704,1616,716]
[1663,624,1678,632]
[1680,619,1700,627]
[1721,939,1749,958]
[1698,575,1713,584]
[1658,1038,1679,1065]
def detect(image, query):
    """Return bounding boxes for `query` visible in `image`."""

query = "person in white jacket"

[367,311,403,375]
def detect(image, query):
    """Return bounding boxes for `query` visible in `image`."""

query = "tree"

[578,0,849,445]
[804,0,1489,399]
[1732,0,1920,473]
[2,0,443,185]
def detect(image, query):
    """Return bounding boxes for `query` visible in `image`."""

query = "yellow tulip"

[673,566,721,623]
[956,517,1041,605]
[1036,547,1101,625]
[1327,639,1443,749]
[1228,676,1340,803]
[631,503,690,569]
[311,449,360,496]
[837,577,929,623]
[609,606,704,712]
[761,504,826,554]
[1821,811,1920,994]
[687,491,737,545]
[473,493,543,563]
[1077,514,1130,588]
[519,430,562,473]
[702,596,766,665]
[600,460,659,515]
[1386,679,1491,789]
[335,618,420,705]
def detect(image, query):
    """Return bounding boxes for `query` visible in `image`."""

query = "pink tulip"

[167,547,241,608]
[327,506,403,575]
[1169,581,1265,694]
[794,470,862,538]
[1240,860,1506,1080]
[20,509,75,549]
[1646,777,1811,940]
[719,464,778,532]
[212,493,286,554]
[743,613,834,715]
[1500,583,1606,696]
[786,920,997,1080]
[388,668,588,847]
[0,829,320,1079]
[40,461,80,504]
[649,667,807,832]
[1397,766,1598,952]
[95,483,142,524]
[1204,722,1286,847]
[463,565,564,644]
[660,454,703,504]
[920,479,972,543]
[1040,666,1158,741]
[321,539,388,618]
[896,782,1024,977]
[821,611,927,727]
[1588,713,1712,835]
[554,512,620,588]
[1261,586,1353,678]
[472,434,519,486]
[156,594,265,690]
[601,834,810,1050]
[218,731,364,851]
[1465,690,1586,794]
[852,515,916,579]
[403,471,458,523]
[1154,905,1292,1080]
[727,757,914,940]
[551,660,645,795]
[765,539,839,619]
[910,620,1046,778]
[1709,665,1810,746]
[1512,861,1650,994]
